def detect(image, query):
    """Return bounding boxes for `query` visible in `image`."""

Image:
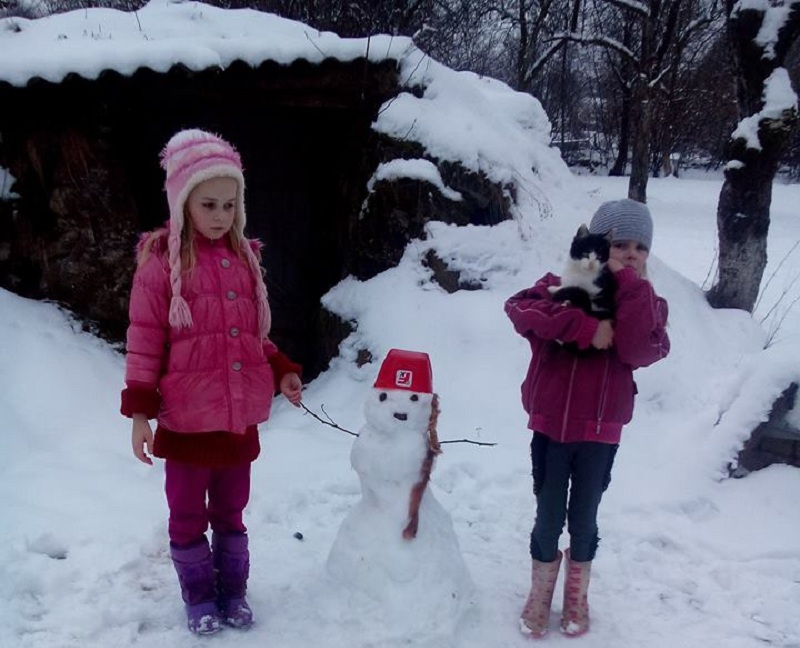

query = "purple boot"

[212,532,254,629]
[170,540,224,635]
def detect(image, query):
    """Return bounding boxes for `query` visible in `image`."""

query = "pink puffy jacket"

[123,233,279,435]
[505,268,669,444]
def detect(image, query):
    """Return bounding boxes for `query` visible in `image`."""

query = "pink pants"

[165,460,251,546]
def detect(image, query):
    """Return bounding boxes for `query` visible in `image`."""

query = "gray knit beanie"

[589,199,653,251]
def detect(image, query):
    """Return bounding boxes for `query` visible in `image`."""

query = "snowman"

[326,349,474,642]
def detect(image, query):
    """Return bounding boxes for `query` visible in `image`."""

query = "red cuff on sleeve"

[120,384,161,419]
[268,351,302,384]
[614,267,640,289]
[576,316,600,350]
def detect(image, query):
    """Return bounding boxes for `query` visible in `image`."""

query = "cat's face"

[569,225,611,272]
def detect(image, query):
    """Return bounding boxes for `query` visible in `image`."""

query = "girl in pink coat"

[505,199,669,638]
[120,129,302,635]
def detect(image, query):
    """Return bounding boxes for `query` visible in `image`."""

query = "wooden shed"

[0,9,515,379]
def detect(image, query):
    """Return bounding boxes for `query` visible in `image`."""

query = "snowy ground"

[2,172,800,648]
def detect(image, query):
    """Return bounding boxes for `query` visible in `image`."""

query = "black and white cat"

[549,224,615,320]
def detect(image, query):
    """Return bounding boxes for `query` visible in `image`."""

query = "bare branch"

[763,291,800,348]
[300,402,358,436]
[551,30,638,61]
[299,402,496,447]
[525,40,568,81]
[754,239,800,313]
[440,438,497,447]
[603,0,651,19]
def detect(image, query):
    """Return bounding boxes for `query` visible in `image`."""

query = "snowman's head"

[367,349,437,438]
[364,388,434,436]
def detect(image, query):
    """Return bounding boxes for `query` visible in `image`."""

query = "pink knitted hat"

[160,129,271,337]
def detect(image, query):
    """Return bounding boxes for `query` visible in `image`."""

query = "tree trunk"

[609,23,635,177]
[628,6,656,203]
[627,80,652,202]
[660,151,673,177]
[707,1,800,312]
[707,163,772,310]
[609,93,631,176]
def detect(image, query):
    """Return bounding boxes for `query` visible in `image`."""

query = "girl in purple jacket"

[120,129,303,635]
[505,199,669,638]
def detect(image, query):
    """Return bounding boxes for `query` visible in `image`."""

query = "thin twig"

[377,47,430,118]
[763,292,800,348]
[702,245,718,292]
[440,438,497,447]
[299,403,496,447]
[754,239,800,313]
[304,31,327,58]
[759,272,800,325]
[300,402,358,436]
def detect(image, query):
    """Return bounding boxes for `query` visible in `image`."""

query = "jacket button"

[231,361,242,371]
[220,258,231,268]
[230,327,239,337]
[227,290,237,300]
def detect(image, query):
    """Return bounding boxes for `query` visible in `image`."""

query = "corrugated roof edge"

[0,52,405,90]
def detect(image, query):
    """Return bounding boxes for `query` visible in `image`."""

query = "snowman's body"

[326,387,474,640]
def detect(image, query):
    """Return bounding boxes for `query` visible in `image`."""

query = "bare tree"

[602,19,636,175]
[707,0,800,312]
[557,0,718,200]
[420,0,593,147]
[418,1,515,77]
[657,32,737,173]
[649,10,724,176]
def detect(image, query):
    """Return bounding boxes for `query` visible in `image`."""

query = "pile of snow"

[3,4,800,647]
[3,175,800,648]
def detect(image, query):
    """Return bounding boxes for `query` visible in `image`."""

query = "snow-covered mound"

[707,342,800,476]
[4,175,800,647]
[2,10,800,635]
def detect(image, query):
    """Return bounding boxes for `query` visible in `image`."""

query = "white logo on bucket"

[395,370,413,388]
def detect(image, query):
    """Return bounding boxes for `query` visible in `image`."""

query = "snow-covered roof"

[1,0,572,214]
[0,0,410,87]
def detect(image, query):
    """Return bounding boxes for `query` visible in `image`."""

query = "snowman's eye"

[379,392,387,402]
[410,394,419,402]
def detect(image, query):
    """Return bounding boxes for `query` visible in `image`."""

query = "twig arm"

[299,403,496,446]
[299,402,358,437]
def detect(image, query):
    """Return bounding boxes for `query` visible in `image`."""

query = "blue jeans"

[529,433,618,562]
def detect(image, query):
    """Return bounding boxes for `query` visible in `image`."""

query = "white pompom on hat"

[589,198,653,251]
[160,129,271,337]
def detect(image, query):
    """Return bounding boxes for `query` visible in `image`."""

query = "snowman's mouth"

[393,412,408,421]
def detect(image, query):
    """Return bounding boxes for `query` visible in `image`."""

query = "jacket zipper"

[595,356,611,435]
[560,357,578,442]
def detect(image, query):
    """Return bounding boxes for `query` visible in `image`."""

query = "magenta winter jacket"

[504,268,670,444]
[124,234,278,435]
